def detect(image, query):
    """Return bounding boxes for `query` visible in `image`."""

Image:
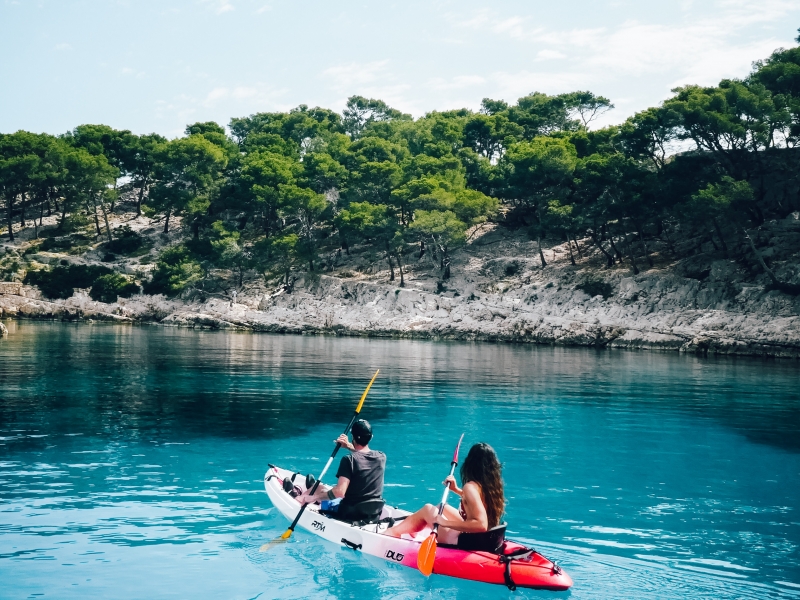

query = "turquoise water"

[0,322,799,599]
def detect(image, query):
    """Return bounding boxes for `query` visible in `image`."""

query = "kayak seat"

[454,523,507,553]
[321,498,386,524]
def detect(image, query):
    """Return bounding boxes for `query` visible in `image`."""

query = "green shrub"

[504,261,520,276]
[126,245,152,258]
[143,246,203,296]
[41,234,90,252]
[576,280,613,299]
[90,273,140,303]
[60,212,91,233]
[0,259,22,282]
[105,226,144,255]
[23,243,42,256]
[25,264,113,299]
[185,237,214,259]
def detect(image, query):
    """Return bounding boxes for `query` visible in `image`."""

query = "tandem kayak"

[264,464,573,591]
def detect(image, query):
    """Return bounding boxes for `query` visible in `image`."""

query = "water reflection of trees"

[1,323,797,452]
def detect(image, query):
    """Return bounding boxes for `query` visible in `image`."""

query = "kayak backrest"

[322,498,386,524]
[344,498,386,521]
[456,523,507,552]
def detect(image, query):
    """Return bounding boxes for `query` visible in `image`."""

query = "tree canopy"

[3,36,800,296]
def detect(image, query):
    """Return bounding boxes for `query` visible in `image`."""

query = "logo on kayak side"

[385,550,404,562]
[311,520,325,532]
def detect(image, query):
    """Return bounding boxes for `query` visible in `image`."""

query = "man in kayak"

[297,419,386,522]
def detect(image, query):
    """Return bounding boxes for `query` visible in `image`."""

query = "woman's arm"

[435,482,489,533]
[443,475,463,496]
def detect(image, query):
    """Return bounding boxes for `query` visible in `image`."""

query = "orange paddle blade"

[417,532,438,576]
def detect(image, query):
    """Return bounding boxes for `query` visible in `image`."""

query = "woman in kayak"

[383,442,504,543]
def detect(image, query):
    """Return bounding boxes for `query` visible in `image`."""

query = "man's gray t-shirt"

[336,450,386,506]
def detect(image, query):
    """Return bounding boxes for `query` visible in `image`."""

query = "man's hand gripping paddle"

[259,369,380,552]
[417,433,464,576]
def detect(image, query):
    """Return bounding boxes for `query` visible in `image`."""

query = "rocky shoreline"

[3,211,800,358]
[3,263,799,358]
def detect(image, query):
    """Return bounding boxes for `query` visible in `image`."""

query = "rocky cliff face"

[2,213,799,358]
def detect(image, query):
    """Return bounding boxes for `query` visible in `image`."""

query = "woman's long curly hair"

[460,442,505,529]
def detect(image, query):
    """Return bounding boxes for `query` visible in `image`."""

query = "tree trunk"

[572,234,583,259]
[442,253,451,280]
[590,232,614,267]
[712,218,729,258]
[99,197,113,242]
[537,234,547,267]
[163,210,171,233]
[91,201,102,237]
[661,221,677,256]
[626,236,640,275]
[387,254,395,281]
[136,182,146,216]
[418,240,425,259]
[20,193,26,228]
[742,227,800,294]
[566,234,576,265]
[637,226,653,267]
[6,194,15,241]
[397,254,405,287]
[608,235,624,262]
[59,200,68,231]
[35,203,43,239]
[110,181,117,212]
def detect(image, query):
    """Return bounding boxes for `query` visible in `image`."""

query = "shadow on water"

[0,321,798,453]
[0,322,392,447]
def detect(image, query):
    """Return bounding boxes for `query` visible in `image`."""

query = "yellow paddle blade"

[355,369,380,414]
[417,532,438,576]
[258,534,289,553]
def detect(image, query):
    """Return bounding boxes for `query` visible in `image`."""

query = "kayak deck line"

[264,465,573,591]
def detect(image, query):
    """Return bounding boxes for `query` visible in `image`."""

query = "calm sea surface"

[0,321,799,599]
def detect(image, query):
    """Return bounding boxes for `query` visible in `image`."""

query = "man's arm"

[299,476,350,504]
[298,447,353,505]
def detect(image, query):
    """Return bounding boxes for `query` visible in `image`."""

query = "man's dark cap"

[351,419,372,445]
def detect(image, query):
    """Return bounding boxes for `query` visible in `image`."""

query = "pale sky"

[2,0,799,138]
